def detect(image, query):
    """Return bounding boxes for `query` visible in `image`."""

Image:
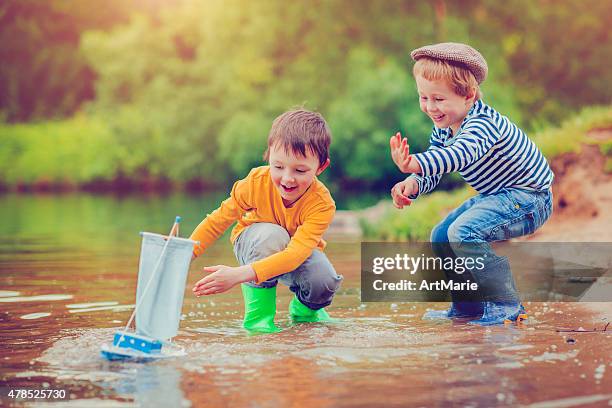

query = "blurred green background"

[1,0,611,198]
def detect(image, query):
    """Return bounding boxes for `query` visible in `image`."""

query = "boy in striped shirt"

[390,43,553,325]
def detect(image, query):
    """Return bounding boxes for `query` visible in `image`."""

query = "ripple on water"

[0,290,20,297]
[495,361,525,369]
[498,344,535,352]
[20,312,52,320]
[177,317,440,371]
[186,326,245,336]
[67,304,134,314]
[531,350,579,362]
[66,301,119,309]
[0,294,73,303]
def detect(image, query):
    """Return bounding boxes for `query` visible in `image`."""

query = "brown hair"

[413,57,481,100]
[263,109,331,167]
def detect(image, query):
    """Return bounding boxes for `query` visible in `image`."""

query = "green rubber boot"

[289,295,333,323]
[241,285,280,333]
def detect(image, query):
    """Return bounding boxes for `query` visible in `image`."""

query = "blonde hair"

[413,57,481,100]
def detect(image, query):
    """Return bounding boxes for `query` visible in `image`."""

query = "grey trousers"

[233,223,343,310]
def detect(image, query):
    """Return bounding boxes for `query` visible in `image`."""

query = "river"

[0,193,610,407]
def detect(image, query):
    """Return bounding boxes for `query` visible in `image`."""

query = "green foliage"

[76,0,441,186]
[605,159,612,174]
[361,188,474,241]
[452,0,612,127]
[0,115,117,184]
[600,140,612,174]
[1,0,611,190]
[0,0,133,121]
[328,48,431,184]
[533,105,612,157]
[217,112,270,177]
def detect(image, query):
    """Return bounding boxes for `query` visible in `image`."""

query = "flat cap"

[410,42,488,84]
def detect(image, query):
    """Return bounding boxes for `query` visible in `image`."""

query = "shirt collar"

[469,99,482,116]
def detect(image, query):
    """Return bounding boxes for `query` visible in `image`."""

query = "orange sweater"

[190,166,336,283]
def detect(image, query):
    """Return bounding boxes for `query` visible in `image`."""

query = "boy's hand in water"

[192,264,256,296]
[390,132,421,173]
[391,177,419,209]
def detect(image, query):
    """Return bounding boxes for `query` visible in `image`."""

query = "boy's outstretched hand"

[192,264,256,296]
[391,177,419,209]
[390,132,420,173]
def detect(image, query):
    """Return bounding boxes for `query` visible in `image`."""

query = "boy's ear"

[465,88,477,103]
[316,158,330,176]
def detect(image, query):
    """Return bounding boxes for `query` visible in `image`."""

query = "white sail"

[135,232,195,341]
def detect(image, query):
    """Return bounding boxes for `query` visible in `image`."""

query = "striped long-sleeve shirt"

[408,100,554,198]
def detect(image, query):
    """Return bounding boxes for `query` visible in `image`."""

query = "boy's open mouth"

[281,184,297,193]
[432,114,445,122]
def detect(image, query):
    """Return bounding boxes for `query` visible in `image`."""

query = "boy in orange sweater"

[190,109,342,332]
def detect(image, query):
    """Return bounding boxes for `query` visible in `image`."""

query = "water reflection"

[111,365,187,407]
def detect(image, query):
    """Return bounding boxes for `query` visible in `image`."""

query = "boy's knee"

[447,221,491,262]
[299,254,342,309]
[313,268,342,295]
[447,221,474,243]
[246,223,290,260]
[304,275,342,309]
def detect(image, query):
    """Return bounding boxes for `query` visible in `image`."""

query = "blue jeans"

[233,223,343,310]
[431,188,553,303]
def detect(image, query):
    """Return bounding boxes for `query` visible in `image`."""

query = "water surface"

[1,193,611,407]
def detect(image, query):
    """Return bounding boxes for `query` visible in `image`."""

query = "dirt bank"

[528,132,612,242]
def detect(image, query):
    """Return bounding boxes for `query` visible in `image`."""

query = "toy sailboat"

[101,216,198,361]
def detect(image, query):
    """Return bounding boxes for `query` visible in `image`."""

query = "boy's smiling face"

[416,75,475,134]
[269,144,329,207]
